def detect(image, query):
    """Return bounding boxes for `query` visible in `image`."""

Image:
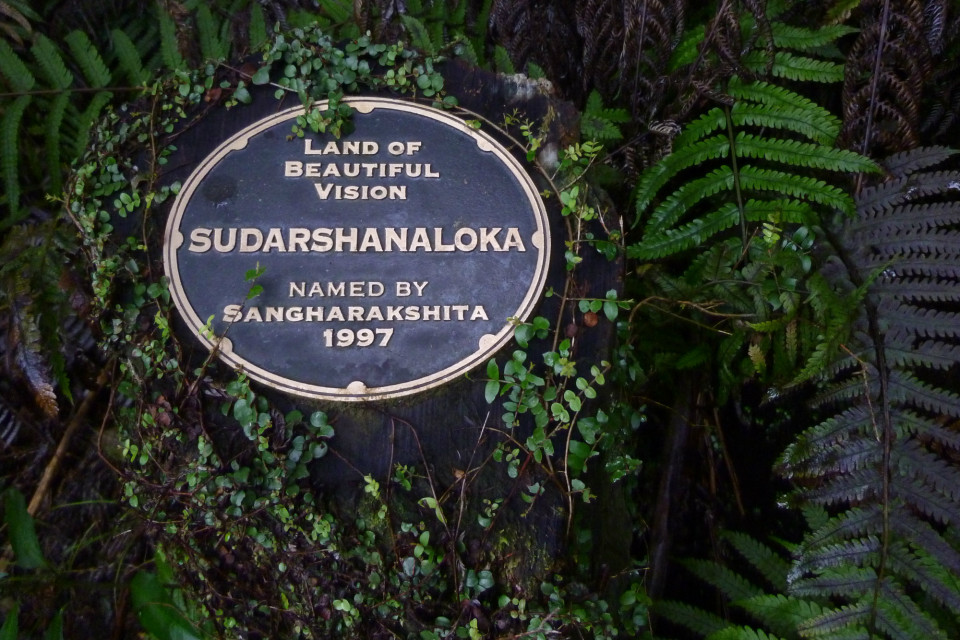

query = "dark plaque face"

[164,97,550,401]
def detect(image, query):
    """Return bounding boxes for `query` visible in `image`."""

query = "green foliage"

[2,487,46,569]
[493,44,515,74]
[0,607,16,640]
[655,531,822,639]
[252,25,451,138]
[631,77,876,259]
[63,30,112,87]
[0,1,268,223]
[9,2,960,639]
[157,8,184,70]
[397,0,490,65]
[196,5,230,62]
[0,488,74,638]
[59,26,647,636]
[626,63,876,399]
[111,28,148,85]
[130,562,207,640]
[777,148,960,639]
[581,90,631,143]
[0,220,75,412]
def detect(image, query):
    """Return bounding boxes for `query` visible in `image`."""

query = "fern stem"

[831,217,895,633]
[855,0,892,194]
[867,302,893,636]
[723,104,748,248]
[0,86,142,98]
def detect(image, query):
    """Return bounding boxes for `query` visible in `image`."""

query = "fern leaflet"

[64,30,111,87]
[1,95,31,223]
[769,23,859,52]
[158,8,184,70]
[779,149,960,639]
[743,51,845,83]
[111,28,147,85]
[0,38,35,92]
[44,92,70,194]
[197,5,230,61]
[30,33,72,89]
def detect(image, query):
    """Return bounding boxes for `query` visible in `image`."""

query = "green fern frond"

[886,543,960,614]
[111,28,148,85]
[1,95,31,221]
[317,0,352,23]
[668,23,707,70]
[741,199,816,225]
[249,3,268,51]
[738,166,853,213]
[586,91,630,123]
[731,103,840,147]
[72,91,112,159]
[427,19,444,55]
[825,0,860,24]
[64,30,112,87]
[682,558,765,602]
[749,316,793,332]
[743,51,844,83]
[875,578,949,639]
[447,0,467,26]
[707,626,785,640]
[44,92,70,194]
[635,135,731,214]
[0,38,35,92]
[798,601,870,638]
[727,78,842,143]
[30,33,72,89]
[493,45,515,74]
[158,9,184,70]
[632,204,740,259]
[197,5,230,61]
[642,166,735,232]
[580,115,623,143]
[733,134,878,173]
[735,594,824,637]
[470,0,493,67]
[721,531,790,592]
[792,566,877,600]
[770,23,858,51]
[455,37,479,65]
[654,600,729,636]
[674,107,729,148]
[401,15,436,56]
[637,199,820,260]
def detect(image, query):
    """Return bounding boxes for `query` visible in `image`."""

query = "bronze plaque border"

[163,97,551,401]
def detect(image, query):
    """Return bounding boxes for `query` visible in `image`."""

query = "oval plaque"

[164,97,550,401]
